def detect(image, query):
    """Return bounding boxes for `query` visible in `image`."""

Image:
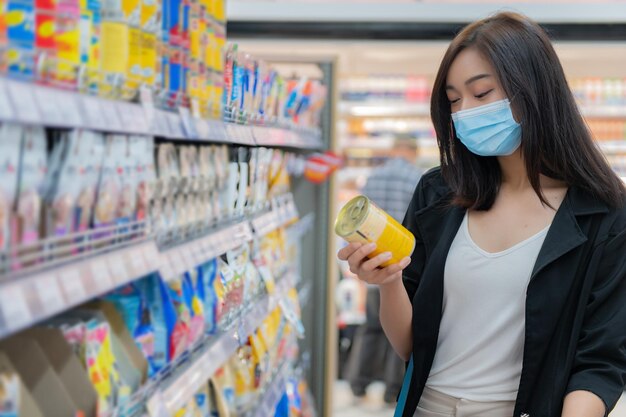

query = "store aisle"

[334,380,626,416]
[334,380,394,417]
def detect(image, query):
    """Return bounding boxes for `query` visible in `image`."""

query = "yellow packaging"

[100,21,129,97]
[335,195,415,267]
[125,25,142,95]
[140,31,156,86]
[56,10,81,86]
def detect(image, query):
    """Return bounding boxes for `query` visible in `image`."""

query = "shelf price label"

[108,257,130,286]
[34,274,65,316]
[101,100,122,130]
[34,88,63,124]
[7,81,41,123]
[59,268,87,305]
[0,284,32,331]
[57,92,83,126]
[81,96,105,129]
[0,79,15,119]
[90,259,113,293]
[147,390,172,417]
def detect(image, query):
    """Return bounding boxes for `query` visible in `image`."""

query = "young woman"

[338,12,626,417]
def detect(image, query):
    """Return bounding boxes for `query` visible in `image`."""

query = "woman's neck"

[498,148,531,190]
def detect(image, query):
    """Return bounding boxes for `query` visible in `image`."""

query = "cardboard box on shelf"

[0,336,79,417]
[22,327,98,417]
[0,352,44,417]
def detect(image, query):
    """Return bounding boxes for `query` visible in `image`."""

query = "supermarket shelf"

[340,99,626,120]
[581,106,626,119]
[0,240,159,339]
[159,221,254,281]
[599,141,626,154]
[151,274,295,414]
[248,361,291,417]
[339,101,430,117]
[0,193,299,339]
[0,77,323,150]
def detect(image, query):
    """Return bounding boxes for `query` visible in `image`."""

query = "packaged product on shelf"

[116,136,137,226]
[45,130,82,237]
[76,131,105,233]
[248,147,258,210]
[230,347,255,413]
[165,276,192,352]
[54,0,81,88]
[131,135,155,222]
[198,145,216,225]
[214,144,229,220]
[235,147,248,217]
[196,258,218,334]
[222,43,236,119]
[14,126,46,248]
[223,147,238,219]
[182,271,205,345]
[56,311,133,413]
[137,273,188,367]
[155,143,179,234]
[94,135,122,233]
[224,245,249,312]
[83,300,149,382]
[79,0,101,93]
[211,365,235,416]
[193,383,213,417]
[0,124,22,252]
[6,0,36,79]
[249,329,269,390]
[105,283,158,376]
[0,352,44,417]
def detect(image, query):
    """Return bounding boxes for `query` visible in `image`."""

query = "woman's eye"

[449,98,460,104]
[475,89,494,99]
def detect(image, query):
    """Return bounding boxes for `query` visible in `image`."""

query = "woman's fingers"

[337,242,362,261]
[361,252,392,272]
[381,257,411,276]
[347,242,377,270]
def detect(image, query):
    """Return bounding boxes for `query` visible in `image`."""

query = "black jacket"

[395,168,626,417]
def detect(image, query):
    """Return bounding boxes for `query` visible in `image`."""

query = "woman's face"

[445,47,507,113]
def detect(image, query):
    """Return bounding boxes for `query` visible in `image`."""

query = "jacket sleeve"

[401,175,428,303]
[566,225,626,412]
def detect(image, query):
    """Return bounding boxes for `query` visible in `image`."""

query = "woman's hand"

[337,242,411,287]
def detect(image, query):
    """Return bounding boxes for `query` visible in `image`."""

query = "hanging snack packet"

[94,135,122,233]
[135,273,184,369]
[133,136,155,222]
[14,126,46,247]
[46,130,82,237]
[230,347,254,413]
[182,271,205,345]
[105,283,158,377]
[75,131,105,233]
[196,258,218,334]
[0,124,22,253]
[115,136,137,227]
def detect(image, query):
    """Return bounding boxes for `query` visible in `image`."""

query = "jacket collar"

[414,183,607,282]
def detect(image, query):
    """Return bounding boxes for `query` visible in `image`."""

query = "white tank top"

[427,212,549,401]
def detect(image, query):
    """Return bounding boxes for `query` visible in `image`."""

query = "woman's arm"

[561,391,605,417]
[379,275,413,361]
[337,242,413,360]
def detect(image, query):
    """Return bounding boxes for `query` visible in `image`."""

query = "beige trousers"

[414,386,516,417]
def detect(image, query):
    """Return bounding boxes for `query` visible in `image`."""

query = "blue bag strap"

[393,356,414,417]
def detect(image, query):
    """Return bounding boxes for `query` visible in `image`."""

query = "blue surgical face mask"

[451,98,521,157]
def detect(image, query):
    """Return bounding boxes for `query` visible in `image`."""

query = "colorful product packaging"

[6,0,36,79]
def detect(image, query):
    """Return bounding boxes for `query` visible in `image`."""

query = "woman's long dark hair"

[432,12,625,210]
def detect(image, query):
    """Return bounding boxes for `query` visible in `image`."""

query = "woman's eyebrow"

[445,73,492,91]
[465,73,492,85]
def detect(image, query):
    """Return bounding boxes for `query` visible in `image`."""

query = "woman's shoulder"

[413,166,452,208]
